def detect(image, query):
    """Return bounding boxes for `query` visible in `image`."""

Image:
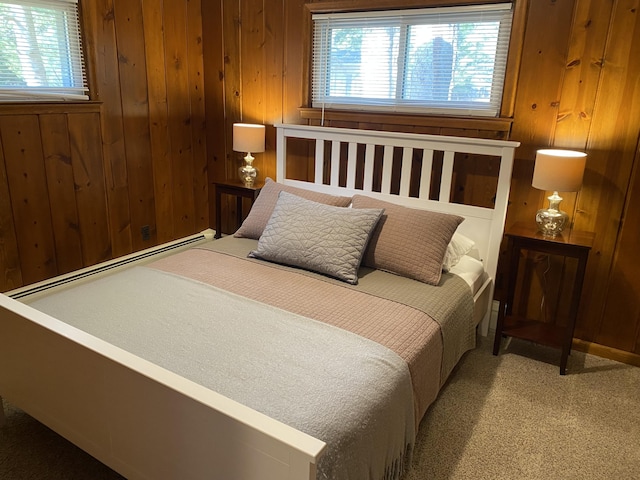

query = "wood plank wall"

[83,0,209,250]
[506,0,640,364]
[204,0,640,364]
[0,104,110,289]
[0,0,639,363]
[0,0,209,291]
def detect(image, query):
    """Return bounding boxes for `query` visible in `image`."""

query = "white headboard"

[275,123,519,333]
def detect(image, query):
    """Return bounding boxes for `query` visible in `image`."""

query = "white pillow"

[443,232,476,272]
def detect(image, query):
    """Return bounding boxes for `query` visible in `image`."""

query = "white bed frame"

[0,124,519,480]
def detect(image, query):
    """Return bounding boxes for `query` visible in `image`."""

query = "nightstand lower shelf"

[501,316,564,349]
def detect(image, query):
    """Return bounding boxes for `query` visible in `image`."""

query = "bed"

[0,124,519,480]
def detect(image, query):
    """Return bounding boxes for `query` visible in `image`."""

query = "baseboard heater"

[9,229,213,300]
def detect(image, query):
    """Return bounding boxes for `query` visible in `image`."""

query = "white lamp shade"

[233,123,265,153]
[532,149,587,192]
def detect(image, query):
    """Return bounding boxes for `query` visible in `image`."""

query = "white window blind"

[312,3,513,117]
[0,0,88,101]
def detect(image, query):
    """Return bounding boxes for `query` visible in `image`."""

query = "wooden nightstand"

[214,181,263,239]
[493,222,594,374]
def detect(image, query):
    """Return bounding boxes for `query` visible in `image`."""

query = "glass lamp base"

[239,153,257,186]
[535,207,568,237]
[239,165,257,186]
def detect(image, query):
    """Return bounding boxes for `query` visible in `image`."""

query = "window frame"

[0,0,89,102]
[305,0,525,122]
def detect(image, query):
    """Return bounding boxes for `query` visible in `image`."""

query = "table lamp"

[233,123,265,186]
[532,149,587,237]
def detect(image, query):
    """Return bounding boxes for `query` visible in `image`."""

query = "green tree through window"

[312,4,513,117]
[0,0,87,101]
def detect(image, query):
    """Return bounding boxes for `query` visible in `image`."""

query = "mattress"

[449,254,488,295]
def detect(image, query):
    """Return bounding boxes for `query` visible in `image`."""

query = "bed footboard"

[0,294,324,480]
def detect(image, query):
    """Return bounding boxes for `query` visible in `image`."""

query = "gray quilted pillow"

[249,191,384,284]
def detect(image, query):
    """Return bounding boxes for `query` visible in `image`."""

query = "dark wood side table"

[493,222,594,374]
[214,181,263,239]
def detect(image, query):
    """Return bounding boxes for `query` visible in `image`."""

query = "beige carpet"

[1,336,639,479]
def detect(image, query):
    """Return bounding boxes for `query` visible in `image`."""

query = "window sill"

[0,101,101,115]
[299,108,513,137]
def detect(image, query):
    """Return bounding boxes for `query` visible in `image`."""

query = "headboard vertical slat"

[363,144,375,193]
[439,150,455,202]
[276,126,286,183]
[314,139,324,185]
[419,149,434,199]
[330,140,340,187]
[346,142,358,189]
[399,147,413,197]
[381,145,394,195]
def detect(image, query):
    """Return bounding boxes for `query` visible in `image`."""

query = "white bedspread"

[26,266,415,480]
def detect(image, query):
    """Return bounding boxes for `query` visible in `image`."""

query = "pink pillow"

[234,178,352,239]
[351,195,463,285]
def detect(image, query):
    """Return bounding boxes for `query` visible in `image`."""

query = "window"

[0,0,88,101]
[312,3,513,117]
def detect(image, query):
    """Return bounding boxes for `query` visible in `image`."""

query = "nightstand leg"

[214,188,222,239]
[493,237,519,356]
[559,254,588,375]
[493,304,505,355]
[236,196,243,229]
[0,396,6,426]
[560,353,568,375]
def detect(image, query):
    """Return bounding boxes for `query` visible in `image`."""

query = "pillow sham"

[443,232,476,272]
[351,194,463,285]
[249,191,384,284]
[234,177,352,239]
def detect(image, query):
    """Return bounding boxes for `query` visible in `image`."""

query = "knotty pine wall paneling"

[82,0,208,244]
[205,0,296,235]
[575,0,640,354]
[164,0,197,239]
[2,0,636,359]
[0,0,208,292]
[203,0,640,361]
[0,115,59,285]
[214,0,244,235]
[500,0,640,361]
[283,0,316,182]
[0,134,21,290]
[67,112,113,268]
[201,1,226,229]
[113,0,157,253]
[83,0,133,258]
[39,114,85,275]
[0,106,111,290]
[598,143,640,354]
[505,0,590,330]
[142,0,175,243]
[186,0,209,235]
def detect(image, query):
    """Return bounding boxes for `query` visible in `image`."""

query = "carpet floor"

[1,336,639,479]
